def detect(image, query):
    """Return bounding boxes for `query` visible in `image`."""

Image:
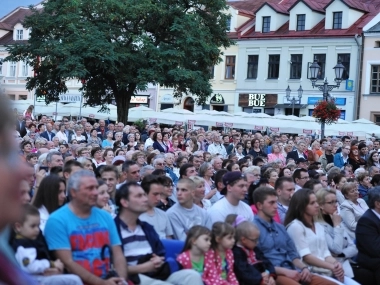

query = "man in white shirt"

[208,171,253,223]
[207,133,227,158]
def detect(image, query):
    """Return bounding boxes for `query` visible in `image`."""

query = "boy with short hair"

[11,204,82,285]
[231,216,276,285]
[167,178,212,240]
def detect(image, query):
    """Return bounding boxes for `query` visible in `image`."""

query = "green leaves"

[6,0,232,122]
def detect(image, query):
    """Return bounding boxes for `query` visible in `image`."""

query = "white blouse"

[38,205,50,234]
[287,219,331,261]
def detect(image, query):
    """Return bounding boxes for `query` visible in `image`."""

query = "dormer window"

[262,17,271,33]
[333,12,342,29]
[16,29,23,40]
[296,14,305,31]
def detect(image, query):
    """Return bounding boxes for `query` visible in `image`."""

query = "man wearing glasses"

[292,168,309,191]
[334,145,351,168]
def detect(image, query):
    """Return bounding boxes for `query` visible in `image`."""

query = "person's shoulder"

[286,219,303,230]
[48,204,69,219]
[154,207,168,217]
[166,203,180,215]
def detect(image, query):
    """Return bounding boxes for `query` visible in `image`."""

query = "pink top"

[177,249,238,285]
[267,153,286,166]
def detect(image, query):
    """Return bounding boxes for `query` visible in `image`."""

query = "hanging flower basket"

[312,100,341,125]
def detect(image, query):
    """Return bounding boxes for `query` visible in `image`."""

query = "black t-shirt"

[326,153,334,164]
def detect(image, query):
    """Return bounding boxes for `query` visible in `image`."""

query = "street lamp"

[285,85,303,116]
[309,59,345,139]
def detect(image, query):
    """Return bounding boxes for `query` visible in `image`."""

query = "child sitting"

[11,204,83,285]
[177,225,212,276]
[227,214,276,285]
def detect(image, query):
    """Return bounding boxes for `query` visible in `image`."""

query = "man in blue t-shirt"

[45,170,128,285]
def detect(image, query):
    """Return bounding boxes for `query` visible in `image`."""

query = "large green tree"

[6,0,232,122]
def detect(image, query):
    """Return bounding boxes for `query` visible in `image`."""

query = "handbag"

[101,244,119,279]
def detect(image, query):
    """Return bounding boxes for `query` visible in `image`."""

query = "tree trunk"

[115,84,136,124]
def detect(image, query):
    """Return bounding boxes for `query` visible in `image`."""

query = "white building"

[229,0,373,121]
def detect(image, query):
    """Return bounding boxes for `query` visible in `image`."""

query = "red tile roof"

[228,0,380,40]
[288,0,329,13]
[324,0,369,12]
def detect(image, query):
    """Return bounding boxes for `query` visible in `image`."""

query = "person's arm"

[112,245,127,280]
[323,223,345,255]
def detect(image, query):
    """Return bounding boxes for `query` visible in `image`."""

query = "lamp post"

[309,59,345,139]
[285,85,303,116]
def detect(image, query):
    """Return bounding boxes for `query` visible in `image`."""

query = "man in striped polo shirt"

[114,182,203,285]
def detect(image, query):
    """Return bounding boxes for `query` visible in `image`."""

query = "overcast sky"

[0,0,40,19]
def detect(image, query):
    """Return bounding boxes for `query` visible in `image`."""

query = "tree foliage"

[6,0,233,122]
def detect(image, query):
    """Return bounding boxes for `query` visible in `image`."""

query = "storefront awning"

[274,104,307,109]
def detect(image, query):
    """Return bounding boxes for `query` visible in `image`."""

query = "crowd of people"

[2,104,380,284]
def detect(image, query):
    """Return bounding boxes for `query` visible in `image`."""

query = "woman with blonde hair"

[315,188,357,280]
[189,176,211,210]
[23,105,35,120]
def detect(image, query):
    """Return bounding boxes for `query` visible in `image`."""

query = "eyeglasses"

[254,174,261,177]
[325,200,338,205]
[300,176,309,180]
[245,237,259,243]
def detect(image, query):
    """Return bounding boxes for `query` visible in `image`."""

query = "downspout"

[354,34,362,120]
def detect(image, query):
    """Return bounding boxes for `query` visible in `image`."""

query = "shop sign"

[270,127,279,132]
[148,118,157,123]
[307,97,346,106]
[346,80,353,91]
[210,94,225,105]
[216,122,223,127]
[239,94,277,107]
[254,126,263,130]
[225,123,233,127]
[303,129,313,134]
[59,94,81,103]
[175,121,183,125]
[131,96,148,104]
[161,94,174,103]
[252,108,262,113]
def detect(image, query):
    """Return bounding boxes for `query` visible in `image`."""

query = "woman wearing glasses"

[285,189,360,285]
[340,182,369,241]
[315,189,358,281]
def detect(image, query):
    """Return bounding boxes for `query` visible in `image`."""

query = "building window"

[371,65,380,93]
[268,55,280,79]
[313,54,326,79]
[16,30,23,40]
[225,56,235,79]
[290,54,302,79]
[247,55,259,79]
[19,95,27,100]
[338,54,350,80]
[262,16,271,33]
[333,12,342,29]
[9,62,16,77]
[208,66,214,79]
[8,95,15,100]
[21,61,28,77]
[296,14,305,31]
[226,18,231,32]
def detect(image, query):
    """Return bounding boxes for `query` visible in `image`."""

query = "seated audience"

[285,189,359,285]
[252,186,335,285]
[114,182,202,285]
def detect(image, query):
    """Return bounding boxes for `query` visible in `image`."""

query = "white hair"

[38,153,48,166]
